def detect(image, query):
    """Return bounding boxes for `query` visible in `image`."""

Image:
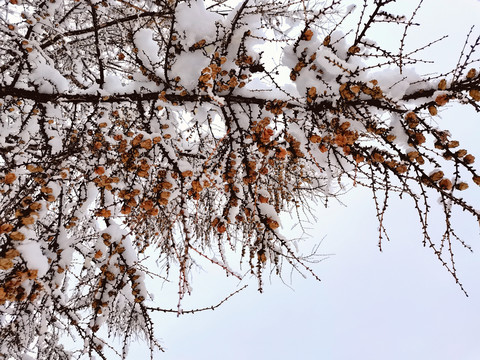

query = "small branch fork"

[146,285,248,314]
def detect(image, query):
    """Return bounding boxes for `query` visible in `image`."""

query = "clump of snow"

[175,0,223,47]
[171,52,209,91]
[133,28,163,79]
[103,75,125,95]
[370,67,422,100]
[28,53,69,93]
[17,240,49,277]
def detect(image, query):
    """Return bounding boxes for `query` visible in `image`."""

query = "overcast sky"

[126,1,480,359]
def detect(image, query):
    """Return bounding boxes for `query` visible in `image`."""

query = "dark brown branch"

[40,11,173,49]
[147,285,248,314]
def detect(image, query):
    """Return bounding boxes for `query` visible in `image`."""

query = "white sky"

[127,1,480,359]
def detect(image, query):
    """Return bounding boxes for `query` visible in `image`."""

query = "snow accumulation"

[175,0,222,47]
[1,0,479,358]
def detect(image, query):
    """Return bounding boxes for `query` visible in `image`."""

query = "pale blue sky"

[127,1,480,359]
